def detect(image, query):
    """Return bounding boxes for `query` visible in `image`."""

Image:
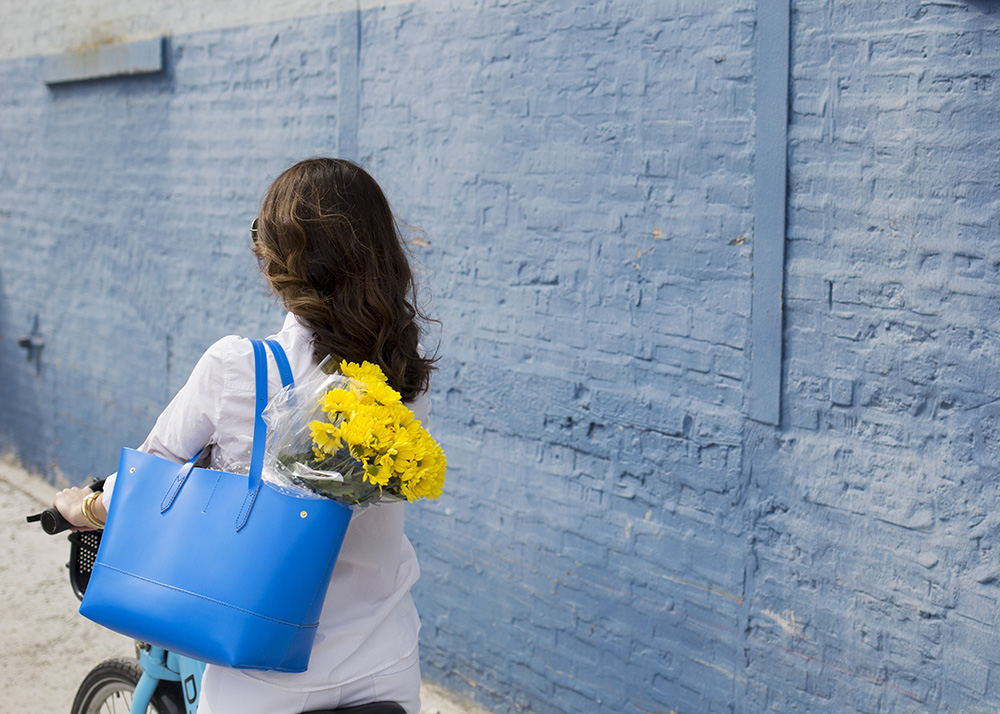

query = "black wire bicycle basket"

[67,530,102,601]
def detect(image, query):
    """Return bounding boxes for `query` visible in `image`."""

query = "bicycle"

[28,483,406,714]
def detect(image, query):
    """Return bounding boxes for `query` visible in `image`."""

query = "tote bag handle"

[160,339,295,531]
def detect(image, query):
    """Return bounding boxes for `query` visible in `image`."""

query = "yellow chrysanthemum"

[364,380,402,406]
[309,420,343,454]
[363,460,392,487]
[389,433,423,476]
[340,360,389,387]
[377,451,396,473]
[338,413,378,450]
[385,402,415,427]
[400,466,445,502]
[321,388,359,418]
[307,360,446,504]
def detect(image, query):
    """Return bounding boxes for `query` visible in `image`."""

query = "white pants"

[196,649,421,714]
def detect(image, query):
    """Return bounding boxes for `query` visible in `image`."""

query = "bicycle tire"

[71,657,185,714]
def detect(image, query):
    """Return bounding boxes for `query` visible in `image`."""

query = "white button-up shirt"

[105,312,425,690]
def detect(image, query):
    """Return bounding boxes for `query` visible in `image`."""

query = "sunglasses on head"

[250,217,259,243]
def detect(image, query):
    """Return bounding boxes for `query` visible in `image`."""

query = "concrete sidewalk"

[0,459,487,714]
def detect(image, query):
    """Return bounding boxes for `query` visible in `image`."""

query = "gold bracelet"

[81,491,105,529]
[83,493,104,529]
[87,492,105,528]
[80,492,97,528]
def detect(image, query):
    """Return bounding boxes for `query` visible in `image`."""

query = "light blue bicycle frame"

[132,645,205,714]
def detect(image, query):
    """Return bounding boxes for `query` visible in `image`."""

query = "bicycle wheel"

[71,658,185,714]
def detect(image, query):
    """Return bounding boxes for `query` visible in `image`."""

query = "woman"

[53,158,436,714]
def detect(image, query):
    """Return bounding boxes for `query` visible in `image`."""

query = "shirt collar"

[282,312,314,341]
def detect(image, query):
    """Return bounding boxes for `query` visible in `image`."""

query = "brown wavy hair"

[253,158,435,402]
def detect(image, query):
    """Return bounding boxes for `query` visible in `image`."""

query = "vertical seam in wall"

[737,2,791,709]
[748,0,790,427]
[338,1,361,160]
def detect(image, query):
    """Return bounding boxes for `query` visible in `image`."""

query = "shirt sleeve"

[103,337,232,506]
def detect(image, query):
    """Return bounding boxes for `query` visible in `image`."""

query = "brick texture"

[0,2,998,713]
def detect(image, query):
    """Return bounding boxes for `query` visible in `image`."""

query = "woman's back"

[61,158,437,714]
[156,314,427,712]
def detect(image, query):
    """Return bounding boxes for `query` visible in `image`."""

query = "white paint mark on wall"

[761,608,806,639]
[692,658,756,687]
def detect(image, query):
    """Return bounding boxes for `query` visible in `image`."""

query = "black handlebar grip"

[25,479,105,534]
[26,508,73,534]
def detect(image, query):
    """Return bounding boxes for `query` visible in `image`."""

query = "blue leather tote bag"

[80,339,352,671]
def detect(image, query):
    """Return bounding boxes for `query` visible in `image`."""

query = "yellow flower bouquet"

[262,360,446,506]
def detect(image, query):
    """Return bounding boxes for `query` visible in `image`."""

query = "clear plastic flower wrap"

[262,358,446,507]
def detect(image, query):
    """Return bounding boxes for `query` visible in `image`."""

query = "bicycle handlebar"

[26,508,74,534]
[26,479,106,535]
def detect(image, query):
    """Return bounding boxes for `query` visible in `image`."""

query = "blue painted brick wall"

[1,1,999,712]
[758,2,1000,712]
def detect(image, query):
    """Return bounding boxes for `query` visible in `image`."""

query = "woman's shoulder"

[203,334,251,354]
[197,335,257,392]
[199,334,257,369]
[406,389,431,424]
[202,331,312,392]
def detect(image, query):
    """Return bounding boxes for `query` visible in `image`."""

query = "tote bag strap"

[244,339,270,497]
[264,339,294,389]
[161,339,296,530]
[237,339,295,530]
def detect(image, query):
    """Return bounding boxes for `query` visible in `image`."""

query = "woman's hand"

[53,487,104,531]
